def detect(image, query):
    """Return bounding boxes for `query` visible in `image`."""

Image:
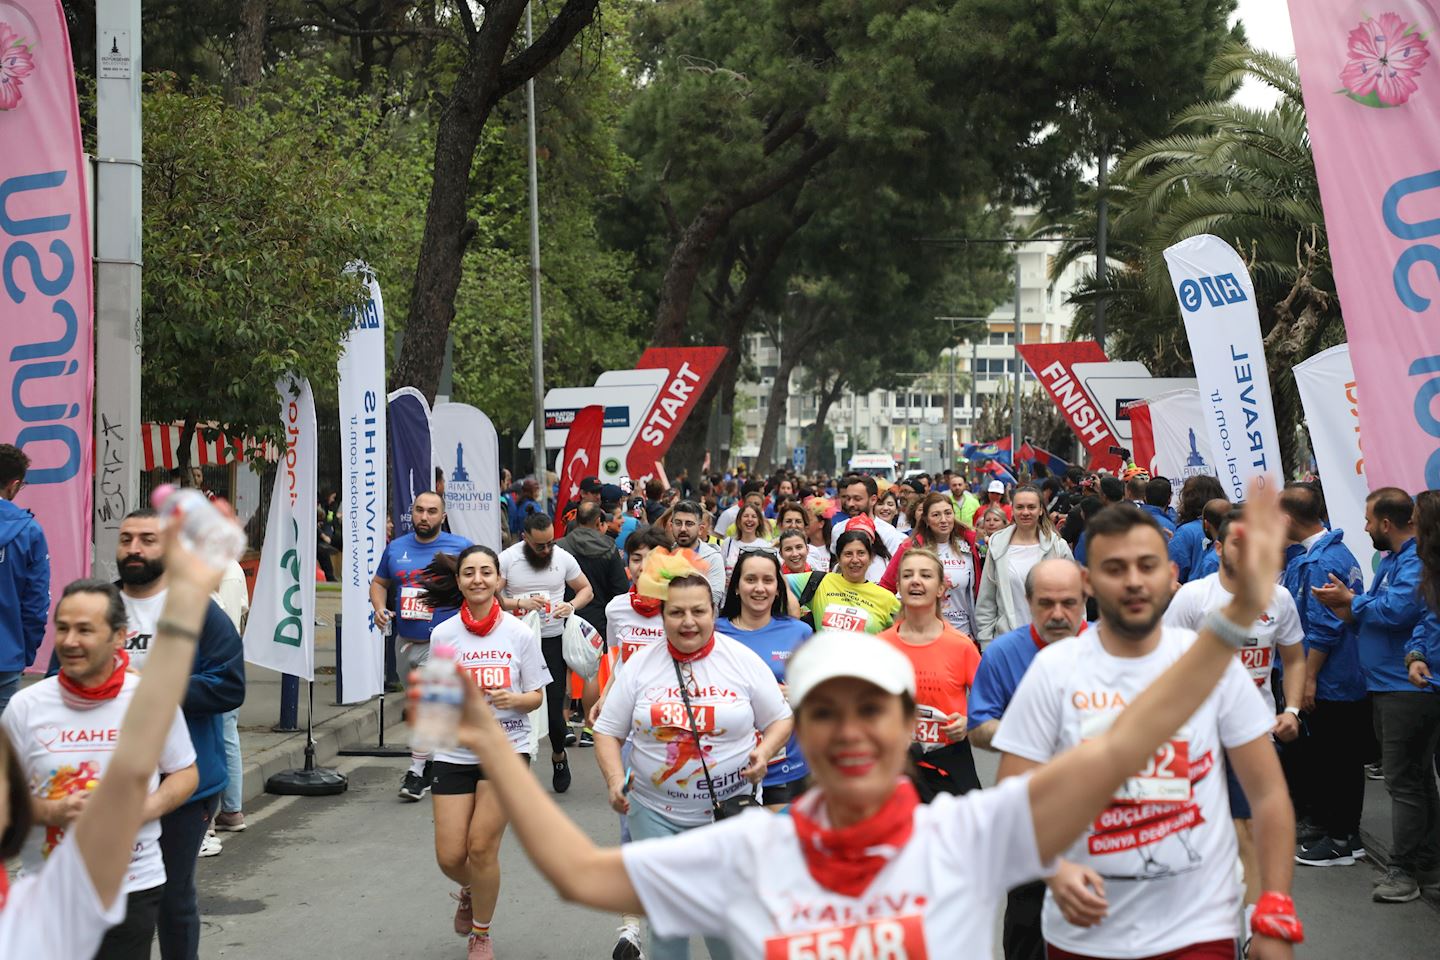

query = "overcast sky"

[1232,0,1297,108]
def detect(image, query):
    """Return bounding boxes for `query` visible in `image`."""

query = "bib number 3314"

[766,914,929,960]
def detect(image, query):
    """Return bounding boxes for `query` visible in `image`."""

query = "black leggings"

[541,633,569,755]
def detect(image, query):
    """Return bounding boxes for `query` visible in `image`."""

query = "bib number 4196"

[765,914,929,960]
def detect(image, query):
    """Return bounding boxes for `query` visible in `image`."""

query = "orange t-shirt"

[879,622,981,748]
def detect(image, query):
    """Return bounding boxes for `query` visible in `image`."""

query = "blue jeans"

[221,709,243,814]
[0,670,22,717]
[626,803,733,960]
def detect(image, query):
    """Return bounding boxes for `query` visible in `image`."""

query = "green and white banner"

[243,376,318,679]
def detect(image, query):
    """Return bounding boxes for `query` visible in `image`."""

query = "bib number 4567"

[765,914,929,960]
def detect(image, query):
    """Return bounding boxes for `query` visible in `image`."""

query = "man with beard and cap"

[829,474,906,582]
[371,491,472,801]
[498,512,594,793]
[114,509,245,960]
[969,557,1089,960]
[556,475,604,538]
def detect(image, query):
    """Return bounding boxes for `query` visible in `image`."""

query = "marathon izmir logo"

[445,441,493,516]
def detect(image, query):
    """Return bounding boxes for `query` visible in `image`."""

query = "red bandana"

[791,778,920,896]
[459,599,502,636]
[629,586,662,618]
[57,650,130,704]
[668,633,716,663]
[0,865,8,913]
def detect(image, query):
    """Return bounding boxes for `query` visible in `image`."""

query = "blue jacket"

[1169,519,1206,583]
[185,600,247,802]
[1352,538,1426,693]
[1141,504,1177,536]
[0,497,50,672]
[1196,546,1220,579]
[1405,611,1440,692]
[1282,529,1366,701]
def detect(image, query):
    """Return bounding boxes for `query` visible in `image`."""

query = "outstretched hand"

[1225,480,1285,620]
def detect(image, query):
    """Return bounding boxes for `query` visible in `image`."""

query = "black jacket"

[559,526,629,637]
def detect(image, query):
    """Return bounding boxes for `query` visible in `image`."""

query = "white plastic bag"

[562,614,602,680]
[521,611,547,757]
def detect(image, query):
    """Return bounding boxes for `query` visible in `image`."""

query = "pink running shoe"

[467,933,494,959]
[451,887,473,937]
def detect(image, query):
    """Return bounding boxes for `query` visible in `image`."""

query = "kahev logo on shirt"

[770,896,930,960]
[34,724,120,752]
[644,683,738,700]
[784,892,927,928]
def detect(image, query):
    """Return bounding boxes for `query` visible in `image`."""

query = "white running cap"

[785,630,916,707]
[987,479,1005,494]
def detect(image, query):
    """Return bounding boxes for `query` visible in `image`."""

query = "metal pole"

[1012,257,1023,462]
[946,346,956,470]
[94,3,143,580]
[1094,147,1109,344]
[904,385,913,476]
[524,4,550,511]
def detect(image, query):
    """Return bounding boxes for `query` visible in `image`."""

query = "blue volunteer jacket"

[1282,529,1366,701]
[1405,611,1440,692]
[186,600,247,801]
[0,497,50,672]
[1352,538,1426,693]
[1169,519,1206,584]
[1140,503,1177,536]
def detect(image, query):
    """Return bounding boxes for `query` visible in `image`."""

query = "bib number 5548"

[765,914,929,960]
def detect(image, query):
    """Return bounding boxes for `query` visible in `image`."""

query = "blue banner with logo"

[388,387,432,537]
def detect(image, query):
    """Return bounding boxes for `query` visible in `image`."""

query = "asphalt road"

[198,741,1440,959]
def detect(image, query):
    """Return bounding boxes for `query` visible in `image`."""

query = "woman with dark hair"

[1171,474,1228,584]
[777,503,809,537]
[720,503,772,585]
[717,551,813,807]
[420,545,551,958]
[875,488,907,533]
[878,492,979,636]
[801,498,834,573]
[791,522,900,635]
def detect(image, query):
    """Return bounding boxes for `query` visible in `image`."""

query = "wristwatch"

[1405,650,1429,667]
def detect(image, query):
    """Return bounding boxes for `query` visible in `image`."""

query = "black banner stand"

[333,612,410,758]
[265,679,348,796]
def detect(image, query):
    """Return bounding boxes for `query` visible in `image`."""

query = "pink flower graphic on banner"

[0,20,34,110]
[1340,12,1432,107]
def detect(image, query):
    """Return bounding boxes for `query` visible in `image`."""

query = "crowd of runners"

[1,444,1439,960]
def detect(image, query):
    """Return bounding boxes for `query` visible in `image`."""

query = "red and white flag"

[554,405,604,537]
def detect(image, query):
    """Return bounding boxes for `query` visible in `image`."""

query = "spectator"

[0,443,49,715]
[213,560,251,836]
[642,479,667,524]
[1170,475,1227,584]
[1195,497,1232,579]
[508,479,543,536]
[1141,476,1178,536]
[559,501,629,639]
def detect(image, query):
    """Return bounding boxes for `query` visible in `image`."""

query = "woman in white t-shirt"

[878,492,978,636]
[975,484,1072,642]
[0,509,231,959]
[418,545,550,958]
[720,502,771,586]
[800,498,833,573]
[592,548,793,960]
[438,481,1301,960]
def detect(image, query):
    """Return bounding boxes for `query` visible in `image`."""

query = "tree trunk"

[756,346,800,473]
[234,0,268,97]
[175,414,199,474]
[390,0,600,401]
[808,376,845,473]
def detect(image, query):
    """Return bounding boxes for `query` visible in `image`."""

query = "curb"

[1358,825,1440,909]
[237,696,405,806]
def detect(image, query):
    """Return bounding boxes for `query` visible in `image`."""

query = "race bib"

[1115,738,1192,804]
[765,914,930,960]
[399,585,432,621]
[912,705,946,748]
[768,743,788,766]
[820,604,870,633]
[621,640,648,663]
[530,593,556,627]
[464,665,513,690]
[1239,641,1272,684]
[650,702,715,733]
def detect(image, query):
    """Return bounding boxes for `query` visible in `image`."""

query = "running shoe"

[398,770,429,802]
[578,728,595,747]
[1294,817,1323,846]
[1373,867,1420,903]
[452,887,473,937]
[1295,836,1356,867]
[612,923,644,960]
[1365,762,1384,781]
[467,933,495,960]
[1349,835,1367,859]
[215,811,247,832]
[552,755,572,794]
[565,729,578,747]
[198,832,223,858]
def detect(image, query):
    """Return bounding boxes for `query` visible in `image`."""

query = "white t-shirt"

[594,635,791,825]
[936,541,976,634]
[992,627,1273,958]
[1005,543,1042,625]
[119,591,167,670]
[1,675,196,894]
[604,595,668,667]
[806,543,831,574]
[429,611,550,763]
[831,515,907,582]
[0,836,128,959]
[715,505,740,540]
[498,543,583,637]
[1163,573,1304,715]
[622,774,1046,960]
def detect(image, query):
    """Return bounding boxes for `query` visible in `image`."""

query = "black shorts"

[430,756,529,795]
[761,775,810,805]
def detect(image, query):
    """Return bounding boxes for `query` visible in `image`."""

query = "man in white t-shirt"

[498,511,593,794]
[994,503,1295,960]
[1163,507,1305,920]
[2,579,197,960]
[830,475,906,582]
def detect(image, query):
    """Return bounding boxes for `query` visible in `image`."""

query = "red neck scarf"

[629,586,662,618]
[459,599,502,636]
[57,650,129,703]
[0,864,8,913]
[1030,620,1087,650]
[668,633,716,663]
[791,779,920,896]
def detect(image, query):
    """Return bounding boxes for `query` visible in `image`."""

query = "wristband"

[1405,650,1429,667]
[155,619,202,642]
[1250,891,1304,944]
[1202,608,1252,650]
[1284,706,1301,718]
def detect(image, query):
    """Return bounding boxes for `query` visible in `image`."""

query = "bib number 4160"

[765,914,929,960]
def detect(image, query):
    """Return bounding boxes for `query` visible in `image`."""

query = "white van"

[847,452,897,482]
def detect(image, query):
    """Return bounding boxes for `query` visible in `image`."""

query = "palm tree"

[1046,41,1342,473]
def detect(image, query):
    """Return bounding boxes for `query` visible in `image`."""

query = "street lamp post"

[1012,257,1023,460]
[524,3,549,509]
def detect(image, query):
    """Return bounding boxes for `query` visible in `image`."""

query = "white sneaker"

[198,833,224,858]
[612,923,644,960]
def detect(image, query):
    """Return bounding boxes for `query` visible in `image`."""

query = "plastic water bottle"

[410,643,464,753]
[152,484,247,571]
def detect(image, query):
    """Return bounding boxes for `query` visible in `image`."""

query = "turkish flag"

[554,405,605,537]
